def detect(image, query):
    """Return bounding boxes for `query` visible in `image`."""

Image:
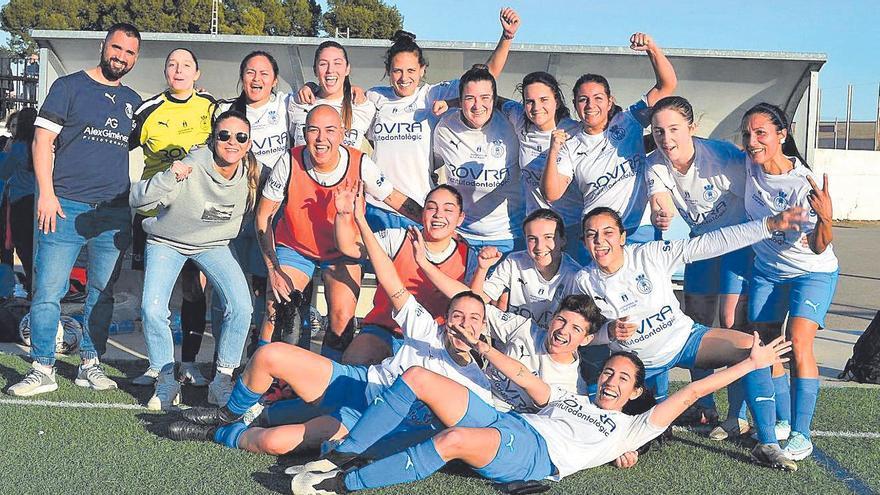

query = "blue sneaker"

[783,432,814,461]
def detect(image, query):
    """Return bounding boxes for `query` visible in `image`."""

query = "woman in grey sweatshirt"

[130,109,259,411]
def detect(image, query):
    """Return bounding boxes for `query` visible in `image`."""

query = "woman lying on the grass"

[290,329,791,494]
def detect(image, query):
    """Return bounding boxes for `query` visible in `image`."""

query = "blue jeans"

[30,197,131,366]
[142,242,252,372]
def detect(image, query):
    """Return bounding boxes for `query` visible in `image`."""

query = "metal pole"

[816,88,822,148]
[875,83,880,151]
[845,84,853,150]
[834,117,838,149]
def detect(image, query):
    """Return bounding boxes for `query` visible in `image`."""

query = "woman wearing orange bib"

[255,105,422,360]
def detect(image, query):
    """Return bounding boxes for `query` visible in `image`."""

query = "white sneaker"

[132,368,160,386]
[178,362,209,387]
[207,372,234,406]
[147,372,181,411]
[7,363,58,397]
[752,420,791,442]
[74,361,118,391]
[783,432,814,461]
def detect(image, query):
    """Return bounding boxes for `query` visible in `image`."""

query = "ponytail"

[244,150,260,211]
[341,75,353,130]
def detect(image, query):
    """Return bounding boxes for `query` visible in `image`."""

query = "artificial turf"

[0,352,877,495]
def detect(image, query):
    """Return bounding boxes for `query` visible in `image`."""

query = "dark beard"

[99,56,129,82]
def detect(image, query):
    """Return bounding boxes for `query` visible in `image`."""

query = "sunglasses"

[216,129,249,144]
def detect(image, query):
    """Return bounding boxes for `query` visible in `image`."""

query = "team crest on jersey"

[268,111,279,125]
[773,190,788,210]
[771,230,786,245]
[405,102,416,113]
[703,184,718,202]
[125,103,133,119]
[490,140,505,159]
[608,125,626,143]
[635,274,653,295]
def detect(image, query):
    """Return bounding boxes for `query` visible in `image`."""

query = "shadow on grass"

[0,355,30,390]
[668,431,755,464]
[252,471,291,495]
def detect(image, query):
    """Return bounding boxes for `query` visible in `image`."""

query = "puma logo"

[803,299,820,312]
[404,455,414,470]
[373,395,385,405]
[506,433,515,451]
[104,93,117,104]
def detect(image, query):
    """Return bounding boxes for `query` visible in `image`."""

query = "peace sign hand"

[806,174,832,222]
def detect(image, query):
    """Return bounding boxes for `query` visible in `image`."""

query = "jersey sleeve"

[641,218,770,270]
[427,80,460,104]
[484,304,532,344]
[627,98,651,128]
[392,295,440,341]
[34,77,70,134]
[622,408,669,452]
[482,256,514,301]
[360,154,393,202]
[555,141,576,179]
[262,155,291,202]
[499,100,526,130]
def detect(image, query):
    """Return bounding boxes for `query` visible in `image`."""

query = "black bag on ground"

[0,297,30,343]
[838,310,880,384]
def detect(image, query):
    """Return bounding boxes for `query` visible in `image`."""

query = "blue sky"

[389,0,878,120]
[1,0,876,119]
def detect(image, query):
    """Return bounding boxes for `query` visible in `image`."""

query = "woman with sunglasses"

[130,110,260,411]
[129,48,217,390]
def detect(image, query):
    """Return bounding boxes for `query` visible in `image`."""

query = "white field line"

[672,425,880,438]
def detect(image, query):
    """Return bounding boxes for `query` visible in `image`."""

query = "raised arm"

[485,8,520,78]
[630,33,677,107]
[383,189,423,224]
[806,174,833,254]
[468,246,502,303]
[541,128,572,202]
[450,322,552,407]
[408,227,478,300]
[342,181,412,311]
[650,333,790,427]
[333,182,366,259]
[678,208,806,264]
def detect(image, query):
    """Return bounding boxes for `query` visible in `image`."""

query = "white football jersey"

[262,145,392,204]
[500,101,583,226]
[523,387,666,481]
[482,250,581,329]
[647,138,748,236]
[744,157,838,277]
[573,219,770,368]
[364,296,494,406]
[556,100,650,230]
[288,95,375,150]
[484,306,586,413]
[433,110,525,241]
[366,80,460,210]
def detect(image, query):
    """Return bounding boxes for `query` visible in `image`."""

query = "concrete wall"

[814,149,880,220]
